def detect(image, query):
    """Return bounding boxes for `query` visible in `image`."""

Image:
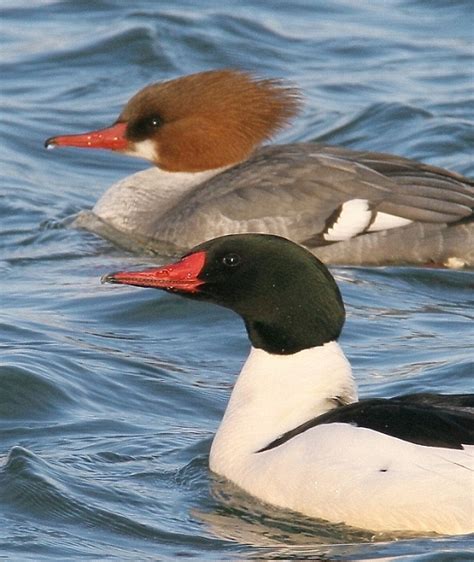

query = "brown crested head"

[119,69,302,172]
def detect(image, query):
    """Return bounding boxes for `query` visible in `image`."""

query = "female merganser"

[102,233,474,535]
[46,70,474,266]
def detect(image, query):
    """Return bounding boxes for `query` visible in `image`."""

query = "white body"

[210,343,474,534]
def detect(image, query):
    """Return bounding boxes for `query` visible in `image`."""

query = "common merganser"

[46,70,474,266]
[102,233,474,535]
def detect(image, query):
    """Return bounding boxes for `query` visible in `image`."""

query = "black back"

[259,393,474,452]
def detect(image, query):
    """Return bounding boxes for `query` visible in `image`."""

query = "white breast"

[210,342,356,470]
[92,167,224,234]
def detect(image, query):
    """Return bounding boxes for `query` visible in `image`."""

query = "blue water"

[1,0,473,559]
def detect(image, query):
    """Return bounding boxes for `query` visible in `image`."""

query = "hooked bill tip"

[101,273,118,285]
[44,137,57,149]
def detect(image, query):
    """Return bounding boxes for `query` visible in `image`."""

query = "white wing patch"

[323,201,415,242]
[369,212,413,232]
[323,199,372,241]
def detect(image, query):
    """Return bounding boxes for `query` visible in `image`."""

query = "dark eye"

[222,253,241,267]
[128,115,163,140]
[148,117,162,128]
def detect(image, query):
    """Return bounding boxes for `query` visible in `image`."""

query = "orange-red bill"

[101,251,207,293]
[45,122,128,151]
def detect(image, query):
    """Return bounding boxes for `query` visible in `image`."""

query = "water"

[1,0,473,559]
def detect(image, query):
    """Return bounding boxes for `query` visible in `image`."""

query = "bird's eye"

[222,253,241,267]
[148,117,162,128]
[128,115,163,140]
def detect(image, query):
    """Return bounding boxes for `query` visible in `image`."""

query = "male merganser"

[102,233,474,535]
[46,70,474,266]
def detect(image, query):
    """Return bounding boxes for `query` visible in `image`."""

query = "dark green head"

[103,234,345,354]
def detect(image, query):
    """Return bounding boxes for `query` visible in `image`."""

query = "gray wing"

[151,144,473,251]
[317,144,474,222]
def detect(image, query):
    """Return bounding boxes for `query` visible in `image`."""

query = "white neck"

[210,341,357,476]
[93,166,227,235]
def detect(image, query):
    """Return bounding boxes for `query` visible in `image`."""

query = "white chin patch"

[126,139,158,162]
[324,199,372,242]
[368,212,413,232]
